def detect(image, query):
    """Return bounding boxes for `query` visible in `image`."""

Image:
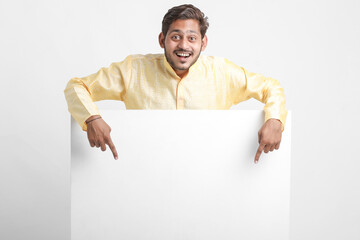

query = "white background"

[0,0,359,239]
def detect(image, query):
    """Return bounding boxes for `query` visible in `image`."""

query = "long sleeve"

[225,59,288,130]
[64,56,132,131]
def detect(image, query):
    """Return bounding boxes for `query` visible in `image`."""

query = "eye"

[189,36,196,41]
[171,35,181,40]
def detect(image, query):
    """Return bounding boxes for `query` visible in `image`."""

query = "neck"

[174,69,189,79]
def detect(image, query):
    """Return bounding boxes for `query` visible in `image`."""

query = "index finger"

[254,144,265,164]
[106,137,118,160]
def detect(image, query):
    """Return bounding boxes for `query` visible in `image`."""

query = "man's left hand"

[254,119,282,164]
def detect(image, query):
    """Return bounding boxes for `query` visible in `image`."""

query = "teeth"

[176,53,190,57]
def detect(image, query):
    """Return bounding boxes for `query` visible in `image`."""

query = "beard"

[164,44,202,72]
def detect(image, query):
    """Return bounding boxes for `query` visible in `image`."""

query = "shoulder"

[198,55,242,68]
[198,55,226,65]
[108,54,162,69]
[198,55,243,72]
[199,56,246,80]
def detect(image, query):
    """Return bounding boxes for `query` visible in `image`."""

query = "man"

[64,4,287,164]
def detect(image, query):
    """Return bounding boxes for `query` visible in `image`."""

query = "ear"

[158,32,165,48]
[201,34,208,51]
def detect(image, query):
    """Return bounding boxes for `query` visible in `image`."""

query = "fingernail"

[115,156,118,160]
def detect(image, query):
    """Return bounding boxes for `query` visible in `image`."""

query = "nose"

[177,38,189,50]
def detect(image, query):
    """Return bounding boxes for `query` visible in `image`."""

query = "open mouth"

[175,52,192,59]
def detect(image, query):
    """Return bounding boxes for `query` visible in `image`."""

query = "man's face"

[159,19,208,78]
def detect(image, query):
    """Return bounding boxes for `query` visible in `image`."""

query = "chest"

[125,70,230,109]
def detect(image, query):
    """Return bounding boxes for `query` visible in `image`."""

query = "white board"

[71,110,291,240]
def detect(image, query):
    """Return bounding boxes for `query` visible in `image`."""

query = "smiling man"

[160,18,207,78]
[64,4,287,163]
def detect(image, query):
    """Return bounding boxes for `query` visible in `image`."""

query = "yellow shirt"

[64,54,287,131]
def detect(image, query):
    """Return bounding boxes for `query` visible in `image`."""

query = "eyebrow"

[169,29,200,35]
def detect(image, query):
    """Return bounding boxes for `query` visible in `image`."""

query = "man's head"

[159,4,209,78]
[161,4,209,39]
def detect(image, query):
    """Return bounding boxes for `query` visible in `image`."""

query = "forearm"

[242,68,287,130]
[261,78,287,130]
[64,78,101,131]
[64,60,128,130]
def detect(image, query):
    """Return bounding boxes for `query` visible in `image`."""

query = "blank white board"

[71,110,291,240]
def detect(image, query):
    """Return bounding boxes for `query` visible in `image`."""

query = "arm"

[64,58,130,130]
[240,67,287,129]
[241,67,287,163]
[64,56,132,159]
[225,59,288,163]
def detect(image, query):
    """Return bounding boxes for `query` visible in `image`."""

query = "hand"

[254,119,282,164]
[86,115,118,160]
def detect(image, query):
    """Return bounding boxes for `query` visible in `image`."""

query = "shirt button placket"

[176,80,184,109]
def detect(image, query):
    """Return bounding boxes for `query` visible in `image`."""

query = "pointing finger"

[254,144,265,164]
[106,137,118,160]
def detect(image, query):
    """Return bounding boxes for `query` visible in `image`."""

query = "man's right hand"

[86,115,118,160]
